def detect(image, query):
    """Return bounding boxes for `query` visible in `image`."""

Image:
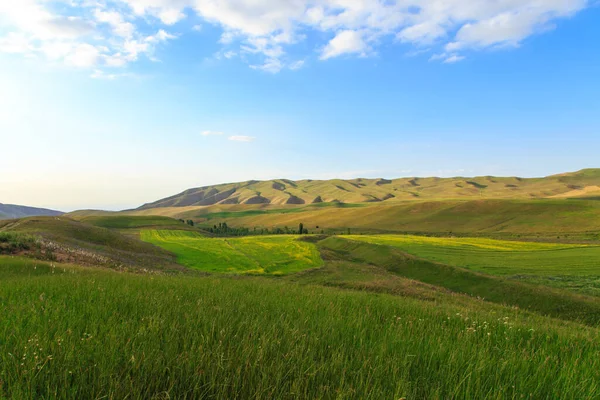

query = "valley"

[2,169,600,398]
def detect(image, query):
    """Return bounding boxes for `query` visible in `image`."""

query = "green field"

[4,210,600,398]
[141,230,323,275]
[2,256,599,399]
[347,235,600,295]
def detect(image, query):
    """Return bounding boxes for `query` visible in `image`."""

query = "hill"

[138,168,600,209]
[0,203,63,220]
[176,199,600,240]
[0,216,182,272]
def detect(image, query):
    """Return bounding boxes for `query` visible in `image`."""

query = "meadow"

[140,230,322,275]
[3,212,600,398]
[1,256,599,399]
[347,235,600,295]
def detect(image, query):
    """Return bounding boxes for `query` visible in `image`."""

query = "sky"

[1,0,599,211]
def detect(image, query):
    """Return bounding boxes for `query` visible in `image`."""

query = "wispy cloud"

[443,54,466,64]
[201,130,224,136]
[228,135,255,142]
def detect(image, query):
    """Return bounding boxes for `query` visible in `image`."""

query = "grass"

[1,256,600,399]
[0,217,179,272]
[347,235,600,295]
[80,215,184,229]
[318,237,600,326]
[140,230,323,275]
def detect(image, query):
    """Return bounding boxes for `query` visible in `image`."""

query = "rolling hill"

[138,168,600,209]
[185,199,600,238]
[0,203,63,220]
[0,216,182,272]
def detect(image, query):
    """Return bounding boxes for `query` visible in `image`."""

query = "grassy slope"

[318,237,600,326]
[80,215,186,229]
[184,199,600,238]
[348,235,600,274]
[346,235,600,295]
[141,230,323,275]
[0,217,180,272]
[1,256,599,399]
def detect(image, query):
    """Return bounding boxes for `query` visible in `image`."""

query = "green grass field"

[141,230,323,275]
[347,235,600,295]
[2,256,599,399]
[4,209,600,398]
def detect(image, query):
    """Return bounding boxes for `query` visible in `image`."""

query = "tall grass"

[1,257,599,399]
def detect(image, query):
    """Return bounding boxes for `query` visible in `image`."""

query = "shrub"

[0,232,38,254]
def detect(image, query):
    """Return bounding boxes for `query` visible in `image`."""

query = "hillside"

[0,203,63,220]
[138,169,600,209]
[0,217,182,272]
[169,199,600,239]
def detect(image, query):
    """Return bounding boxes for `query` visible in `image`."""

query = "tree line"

[205,222,318,237]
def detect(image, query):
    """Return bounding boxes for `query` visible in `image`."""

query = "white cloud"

[94,9,135,38]
[228,135,255,142]
[201,130,224,136]
[429,52,465,64]
[0,1,176,69]
[0,33,33,54]
[91,69,140,79]
[443,54,465,64]
[158,8,186,25]
[65,43,101,67]
[289,59,305,70]
[146,29,177,43]
[446,1,586,51]
[320,30,368,60]
[429,53,446,62]
[397,22,446,45]
[0,0,591,73]
[118,0,189,24]
[250,58,283,74]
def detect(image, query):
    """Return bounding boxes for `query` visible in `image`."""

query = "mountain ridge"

[138,169,600,210]
[0,203,64,220]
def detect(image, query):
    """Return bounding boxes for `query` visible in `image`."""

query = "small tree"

[298,223,304,235]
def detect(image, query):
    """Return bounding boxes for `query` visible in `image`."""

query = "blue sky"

[1,1,599,211]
